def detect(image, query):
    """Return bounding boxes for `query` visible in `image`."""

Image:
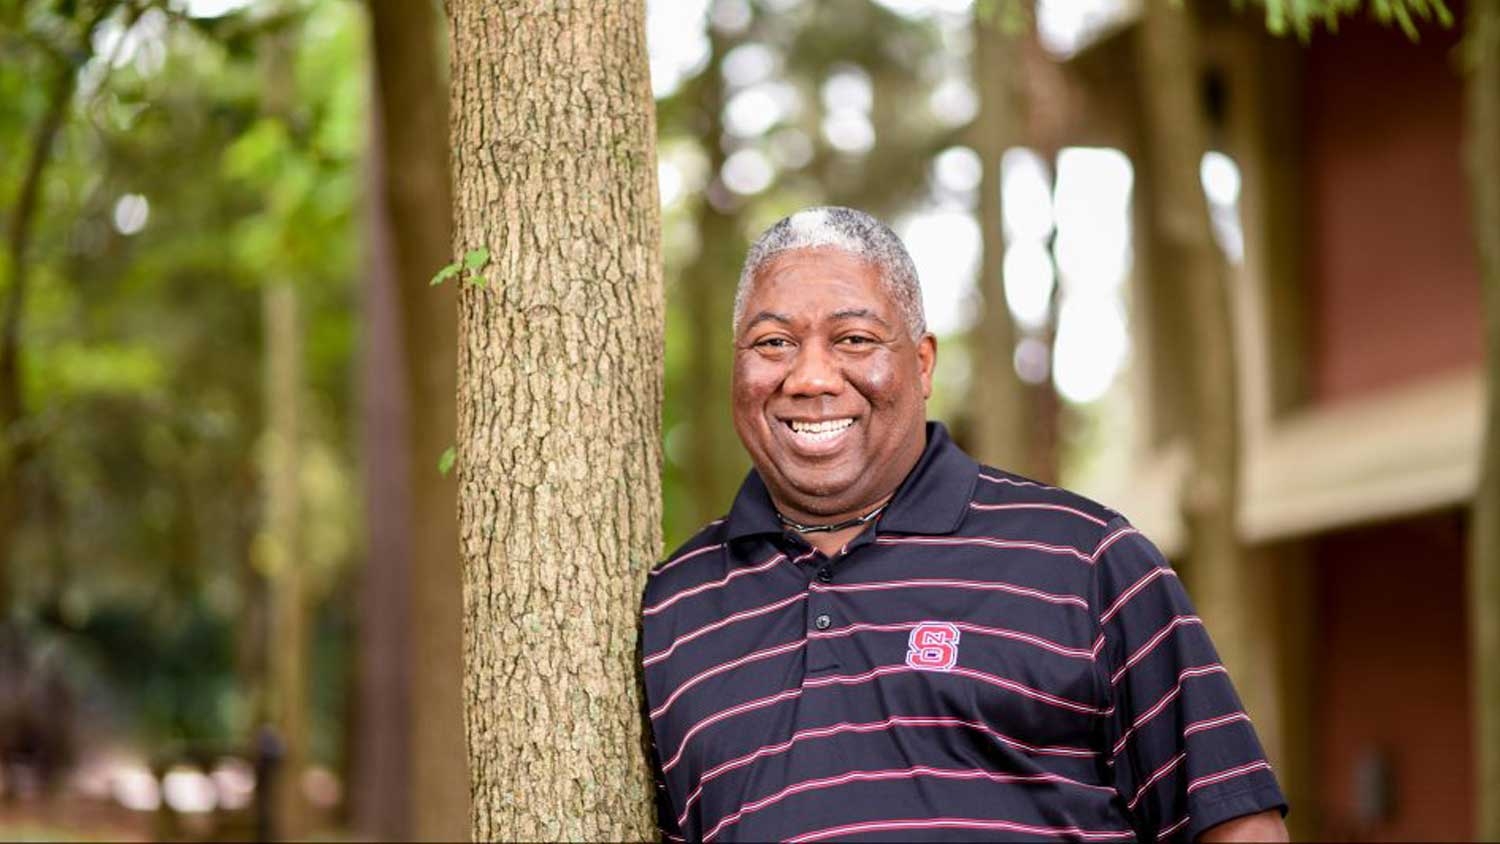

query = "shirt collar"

[723,421,978,544]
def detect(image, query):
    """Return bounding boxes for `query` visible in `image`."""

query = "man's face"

[732,247,936,521]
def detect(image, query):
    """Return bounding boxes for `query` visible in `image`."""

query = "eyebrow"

[830,308,891,328]
[742,311,793,332]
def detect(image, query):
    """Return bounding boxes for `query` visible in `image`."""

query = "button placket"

[804,552,840,673]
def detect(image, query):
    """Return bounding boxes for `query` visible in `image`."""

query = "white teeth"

[788,418,854,439]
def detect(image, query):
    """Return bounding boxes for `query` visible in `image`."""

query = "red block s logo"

[906,622,960,671]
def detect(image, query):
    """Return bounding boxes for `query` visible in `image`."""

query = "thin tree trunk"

[447,1,662,838]
[366,0,469,838]
[1465,1,1500,838]
[1134,0,1258,708]
[261,283,308,840]
[969,6,1035,476]
[683,29,743,528]
[350,83,412,841]
[257,27,309,839]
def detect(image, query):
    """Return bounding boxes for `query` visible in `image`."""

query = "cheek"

[732,355,780,410]
[847,355,913,407]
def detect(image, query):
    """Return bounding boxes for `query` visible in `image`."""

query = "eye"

[838,334,877,346]
[753,336,792,349]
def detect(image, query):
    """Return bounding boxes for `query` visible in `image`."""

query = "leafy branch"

[431,247,491,288]
[1237,0,1453,39]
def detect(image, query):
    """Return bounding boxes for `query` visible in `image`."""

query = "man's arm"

[1199,809,1289,842]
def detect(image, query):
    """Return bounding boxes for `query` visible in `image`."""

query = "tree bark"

[1465,1,1500,838]
[969,6,1036,477]
[366,0,469,838]
[1134,0,1260,710]
[446,2,662,839]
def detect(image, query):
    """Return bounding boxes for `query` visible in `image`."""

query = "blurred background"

[0,0,1486,840]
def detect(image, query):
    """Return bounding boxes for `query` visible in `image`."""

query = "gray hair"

[733,206,927,340]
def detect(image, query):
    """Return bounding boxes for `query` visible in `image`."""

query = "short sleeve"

[1092,517,1288,842]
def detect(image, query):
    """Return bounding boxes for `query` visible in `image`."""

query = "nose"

[782,341,844,397]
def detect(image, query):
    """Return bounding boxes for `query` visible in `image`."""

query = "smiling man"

[640,207,1288,842]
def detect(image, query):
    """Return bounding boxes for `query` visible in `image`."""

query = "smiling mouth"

[783,417,855,443]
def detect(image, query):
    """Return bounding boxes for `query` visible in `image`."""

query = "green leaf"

[430,262,459,286]
[463,247,490,270]
[437,445,457,477]
[467,274,488,288]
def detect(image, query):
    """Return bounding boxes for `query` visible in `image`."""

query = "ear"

[916,333,937,399]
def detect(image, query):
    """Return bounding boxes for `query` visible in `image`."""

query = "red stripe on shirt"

[651,543,726,577]
[650,638,807,720]
[644,552,787,616]
[1187,760,1273,794]
[809,577,1089,609]
[1100,566,1178,624]
[968,500,1109,526]
[643,592,807,668]
[876,534,1097,564]
[1111,664,1228,757]
[1110,616,1203,686]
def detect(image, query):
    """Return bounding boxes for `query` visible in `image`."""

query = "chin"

[782,476,864,515]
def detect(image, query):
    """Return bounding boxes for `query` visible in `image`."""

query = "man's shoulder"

[969,465,1126,533]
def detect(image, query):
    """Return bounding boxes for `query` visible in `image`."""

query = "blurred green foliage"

[0,0,364,759]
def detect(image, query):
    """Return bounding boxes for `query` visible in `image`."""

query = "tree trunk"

[682,29,744,529]
[969,6,1035,477]
[261,283,309,840]
[1466,1,1500,838]
[256,27,309,839]
[366,0,469,839]
[350,82,413,841]
[446,2,662,839]
[1134,0,1259,708]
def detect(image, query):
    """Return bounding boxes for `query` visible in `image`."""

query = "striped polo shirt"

[641,423,1286,842]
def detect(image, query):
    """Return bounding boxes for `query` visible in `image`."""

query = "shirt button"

[816,566,834,583]
[813,613,832,631]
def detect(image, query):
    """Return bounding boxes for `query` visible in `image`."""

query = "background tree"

[351,88,412,837]
[0,0,364,835]
[968,1,1039,476]
[1133,0,1263,714]
[445,1,662,838]
[363,0,468,838]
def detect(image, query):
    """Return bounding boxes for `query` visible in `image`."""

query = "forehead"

[744,247,894,314]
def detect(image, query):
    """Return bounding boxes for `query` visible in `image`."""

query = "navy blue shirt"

[642,423,1286,842]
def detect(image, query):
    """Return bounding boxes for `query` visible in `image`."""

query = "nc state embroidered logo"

[906,622,960,671]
